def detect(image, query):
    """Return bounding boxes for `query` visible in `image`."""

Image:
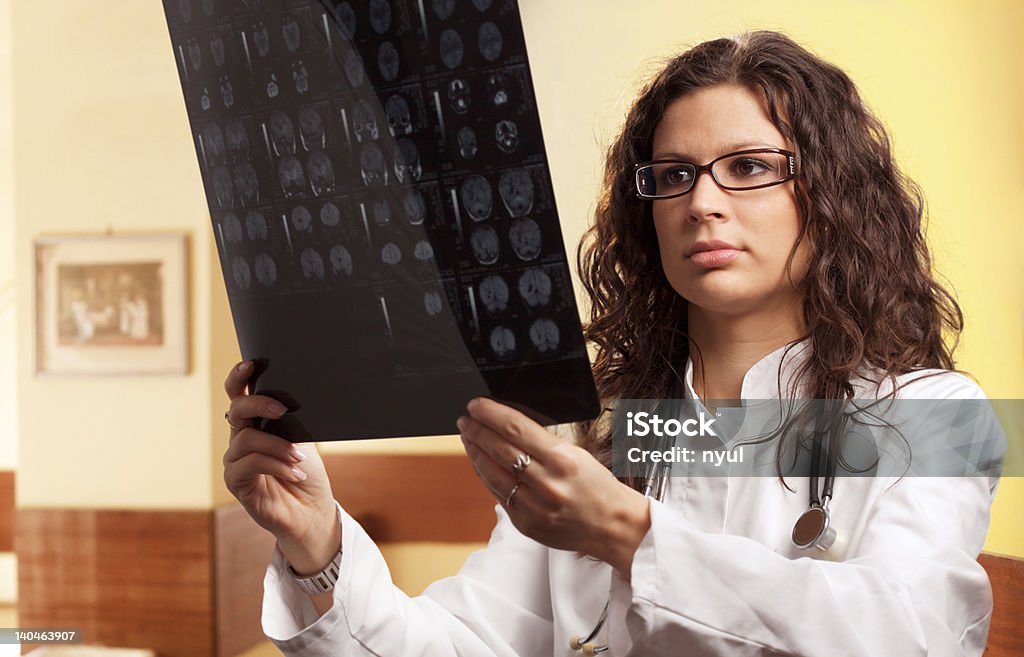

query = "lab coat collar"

[683,338,812,400]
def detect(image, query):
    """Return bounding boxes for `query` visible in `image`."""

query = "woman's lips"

[688,248,742,268]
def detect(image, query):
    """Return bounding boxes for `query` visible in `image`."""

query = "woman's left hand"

[458,397,651,578]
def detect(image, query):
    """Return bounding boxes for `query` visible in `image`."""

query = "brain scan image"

[187,37,202,72]
[210,36,225,68]
[393,139,422,183]
[212,166,234,208]
[291,205,313,232]
[508,217,542,261]
[495,119,519,154]
[457,126,478,160]
[320,202,341,227]
[201,0,215,17]
[360,143,388,186]
[225,121,250,160]
[498,168,534,217]
[219,75,235,109]
[246,211,268,240]
[252,21,271,58]
[403,189,427,225]
[254,253,277,287]
[460,175,492,222]
[178,0,192,23]
[268,111,296,157]
[200,86,212,112]
[329,244,353,276]
[335,2,356,38]
[265,73,279,99]
[385,95,412,136]
[470,225,500,265]
[378,42,401,82]
[298,108,326,151]
[372,198,391,226]
[486,72,510,107]
[352,100,379,143]
[300,247,326,280]
[278,156,306,197]
[381,242,402,265]
[489,326,516,359]
[529,318,560,353]
[292,60,310,95]
[478,275,509,314]
[202,123,225,164]
[424,289,443,316]
[472,0,493,10]
[233,163,260,205]
[448,78,471,114]
[432,0,455,20]
[232,256,251,290]
[518,268,552,307]
[413,240,435,261]
[369,0,392,35]
[282,14,301,52]
[308,150,336,196]
[478,22,503,62]
[222,213,243,243]
[344,50,365,88]
[439,29,464,70]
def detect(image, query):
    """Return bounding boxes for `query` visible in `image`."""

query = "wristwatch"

[287,547,343,596]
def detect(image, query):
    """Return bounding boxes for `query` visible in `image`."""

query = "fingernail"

[289,445,306,462]
[456,416,468,432]
[291,467,307,481]
[238,361,252,372]
[269,402,287,416]
[467,398,480,413]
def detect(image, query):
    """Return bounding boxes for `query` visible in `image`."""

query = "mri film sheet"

[164,0,600,440]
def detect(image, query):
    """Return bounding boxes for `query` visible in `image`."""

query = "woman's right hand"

[222,361,340,573]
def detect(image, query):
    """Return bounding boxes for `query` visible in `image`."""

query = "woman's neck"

[687,301,806,401]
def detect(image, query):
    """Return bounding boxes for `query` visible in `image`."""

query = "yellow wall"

[6,0,1021,586]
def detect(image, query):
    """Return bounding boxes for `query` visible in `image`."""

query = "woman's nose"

[687,170,730,222]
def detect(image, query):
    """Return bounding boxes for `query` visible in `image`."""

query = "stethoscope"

[569,384,840,656]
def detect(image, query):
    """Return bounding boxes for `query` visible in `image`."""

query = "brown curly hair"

[575,31,963,477]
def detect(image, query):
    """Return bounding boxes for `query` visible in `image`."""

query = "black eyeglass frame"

[633,148,798,200]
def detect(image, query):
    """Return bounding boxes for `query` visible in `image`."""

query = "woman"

[223,31,1000,656]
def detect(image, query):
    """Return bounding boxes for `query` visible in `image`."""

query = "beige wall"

[12,1,217,509]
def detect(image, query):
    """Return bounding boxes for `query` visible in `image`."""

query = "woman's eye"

[663,167,693,185]
[730,158,771,177]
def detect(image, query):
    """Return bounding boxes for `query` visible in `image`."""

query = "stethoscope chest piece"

[791,503,837,551]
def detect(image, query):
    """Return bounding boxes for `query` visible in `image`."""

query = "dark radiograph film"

[164,0,600,441]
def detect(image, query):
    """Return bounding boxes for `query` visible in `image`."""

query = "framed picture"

[35,234,190,375]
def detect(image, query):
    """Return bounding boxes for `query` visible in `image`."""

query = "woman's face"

[650,84,809,317]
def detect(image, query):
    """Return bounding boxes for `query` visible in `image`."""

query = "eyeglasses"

[633,148,797,200]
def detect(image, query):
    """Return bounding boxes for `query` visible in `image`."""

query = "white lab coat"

[261,342,1000,656]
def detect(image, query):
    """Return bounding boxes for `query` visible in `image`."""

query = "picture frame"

[34,234,190,375]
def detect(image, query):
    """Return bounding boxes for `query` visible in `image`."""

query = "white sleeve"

[261,501,554,657]
[620,475,996,657]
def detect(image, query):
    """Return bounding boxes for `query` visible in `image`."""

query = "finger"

[464,398,562,461]
[225,451,307,491]
[462,436,520,503]
[458,415,547,484]
[227,394,287,432]
[225,360,255,400]
[223,427,305,467]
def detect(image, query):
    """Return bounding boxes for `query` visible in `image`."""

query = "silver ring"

[511,452,532,476]
[505,482,520,507]
[224,410,245,432]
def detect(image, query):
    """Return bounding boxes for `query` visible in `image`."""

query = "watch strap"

[287,547,343,596]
